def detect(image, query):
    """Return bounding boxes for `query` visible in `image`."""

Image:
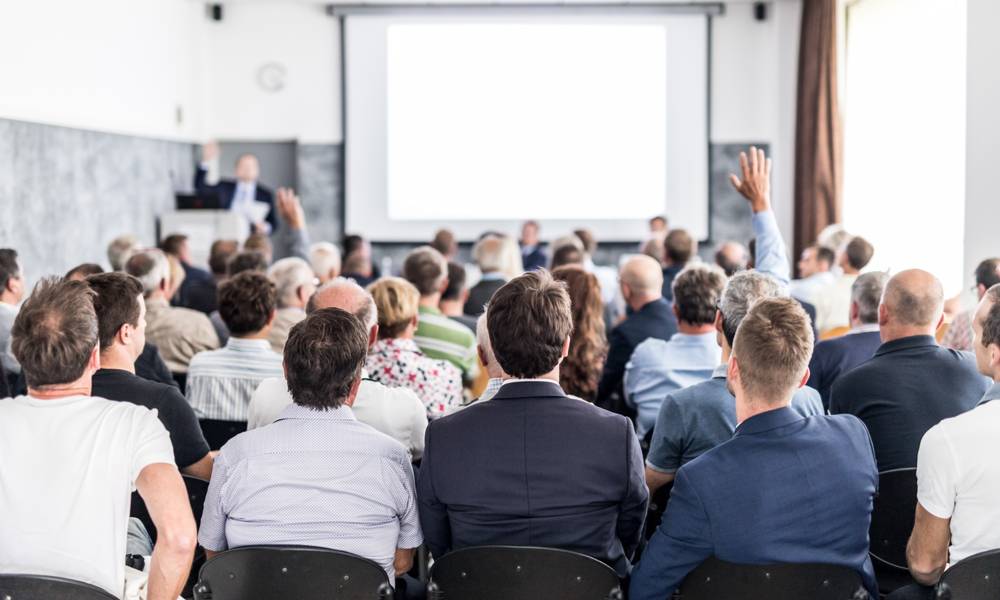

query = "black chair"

[426,545,623,600]
[0,574,118,599]
[676,557,869,600]
[869,468,918,593]
[936,548,1000,600]
[198,419,247,450]
[192,545,393,600]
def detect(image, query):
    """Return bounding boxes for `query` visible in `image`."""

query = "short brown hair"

[159,233,188,257]
[845,236,874,271]
[431,229,456,257]
[665,229,694,264]
[572,229,597,254]
[64,263,104,281]
[402,246,447,296]
[227,251,268,277]
[218,271,277,336]
[86,272,144,351]
[209,240,239,276]
[672,265,728,326]
[488,270,573,378]
[12,278,99,388]
[285,308,369,410]
[550,246,584,270]
[732,297,814,401]
[244,232,273,261]
[979,285,1000,349]
[368,277,420,339]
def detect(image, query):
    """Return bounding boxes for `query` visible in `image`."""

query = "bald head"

[880,269,944,339]
[307,278,378,331]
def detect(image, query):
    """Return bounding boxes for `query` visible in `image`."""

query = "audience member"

[247,279,428,459]
[631,297,878,600]
[0,278,195,598]
[941,258,1000,352]
[464,235,507,317]
[265,257,315,354]
[714,241,748,277]
[790,244,835,304]
[497,234,525,281]
[64,262,104,281]
[831,269,990,470]
[417,270,648,577]
[164,253,186,302]
[889,285,1000,599]
[662,229,694,301]
[520,220,547,271]
[468,311,505,404]
[644,271,824,495]
[431,228,458,260]
[208,239,239,282]
[243,232,273,265]
[595,255,677,414]
[574,228,623,319]
[808,271,887,408]
[403,246,479,381]
[552,265,608,402]
[441,262,478,331]
[160,233,217,314]
[87,273,213,481]
[640,237,666,267]
[626,265,726,437]
[270,187,312,262]
[195,142,276,231]
[342,250,376,288]
[366,277,463,417]
[648,215,669,242]
[343,233,381,280]
[550,244,584,269]
[309,241,342,284]
[200,308,422,582]
[814,235,874,332]
[107,235,139,272]
[0,249,23,378]
[186,272,283,432]
[226,250,268,277]
[126,249,219,373]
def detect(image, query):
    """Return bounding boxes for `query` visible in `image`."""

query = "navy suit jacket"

[630,408,879,600]
[521,245,548,271]
[173,261,217,315]
[194,166,276,231]
[808,330,882,409]
[417,380,649,576]
[830,335,989,471]
[596,298,678,414]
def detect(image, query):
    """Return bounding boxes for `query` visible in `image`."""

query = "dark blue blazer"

[596,298,678,413]
[830,335,989,471]
[521,245,548,271]
[661,264,684,302]
[417,380,649,577]
[194,166,276,231]
[808,330,882,409]
[630,408,879,600]
[173,261,217,315]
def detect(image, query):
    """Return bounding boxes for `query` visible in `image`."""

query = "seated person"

[0,278,195,598]
[464,235,507,317]
[417,271,648,577]
[199,308,422,583]
[625,265,726,436]
[265,257,315,354]
[630,297,879,600]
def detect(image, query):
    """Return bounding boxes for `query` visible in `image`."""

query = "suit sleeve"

[416,422,451,559]
[629,468,714,600]
[596,327,629,410]
[260,187,278,232]
[751,209,790,290]
[271,222,311,262]
[617,420,650,559]
[194,164,217,195]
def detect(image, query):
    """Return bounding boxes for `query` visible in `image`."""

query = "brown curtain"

[794,0,843,264]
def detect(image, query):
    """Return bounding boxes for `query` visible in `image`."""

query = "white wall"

[0,0,206,140]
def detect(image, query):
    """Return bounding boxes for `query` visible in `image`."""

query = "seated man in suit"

[808,271,887,408]
[160,233,217,315]
[464,235,507,317]
[194,141,276,232]
[630,297,879,600]
[890,285,1000,600]
[520,220,548,271]
[418,270,648,577]
[830,269,989,471]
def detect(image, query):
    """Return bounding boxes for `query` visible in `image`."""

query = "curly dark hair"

[218,271,277,336]
[552,266,607,401]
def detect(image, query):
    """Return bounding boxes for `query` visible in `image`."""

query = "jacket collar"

[875,335,938,358]
[734,406,804,437]
[491,379,567,401]
[637,297,670,315]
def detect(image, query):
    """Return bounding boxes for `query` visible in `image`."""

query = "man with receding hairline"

[831,269,989,471]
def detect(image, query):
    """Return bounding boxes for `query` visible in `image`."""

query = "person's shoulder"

[669,377,729,406]
[808,412,870,441]
[169,305,215,328]
[254,376,288,396]
[361,378,422,404]
[630,337,668,362]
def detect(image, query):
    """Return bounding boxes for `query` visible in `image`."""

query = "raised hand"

[728,146,772,213]
[201,141,220,163]
[276,187,305,230]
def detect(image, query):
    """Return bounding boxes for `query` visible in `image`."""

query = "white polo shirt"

[916,383,1000,564]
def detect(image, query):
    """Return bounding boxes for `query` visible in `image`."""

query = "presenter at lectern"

[194,141,277,233]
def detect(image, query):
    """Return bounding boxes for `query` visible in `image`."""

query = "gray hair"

[476,310,496,367]
[472,235,505,273]
[852,271,888,324]
[124,249,169,297]
[306,277,378,331]
[309,242,341,280]
[719,270,783,346]
[268,257,315,308]
[107,235,140,272]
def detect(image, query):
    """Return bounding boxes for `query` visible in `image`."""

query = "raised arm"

[136,463,197,600]
[271,187,311,262]
[194,141,220,194]
[729,147,790,288]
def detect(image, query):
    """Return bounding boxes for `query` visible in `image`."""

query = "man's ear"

[266,309,277,327]
[343,375,363,407]
[673,304,681,321]
[714,310,724,334]
[439,277,450,295]
[368,325,379,349]
[798,367,810,390]
[88,344,101,372]
[477,345,488,368]
[878,303,889,327]
[117,323,131,347]
[991,343,1000,370]
[727,357,740,390]
[561,336,571,359]
[849,301,860,323]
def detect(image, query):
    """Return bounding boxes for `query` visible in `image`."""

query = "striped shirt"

[415,305,479,381]
[186,338,284,421]
[198,403,423,581]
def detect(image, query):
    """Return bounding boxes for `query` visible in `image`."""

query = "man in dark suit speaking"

[194,141,276,232]
[417,270,648,577]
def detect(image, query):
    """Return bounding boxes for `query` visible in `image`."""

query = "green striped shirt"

[415,305,479,382]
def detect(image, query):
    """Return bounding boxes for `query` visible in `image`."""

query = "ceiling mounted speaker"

[210,4,223,22]
[754,2,768,22]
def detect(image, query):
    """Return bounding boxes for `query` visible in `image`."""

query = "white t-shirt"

[916,398,1000,564]
[0,395,174,598]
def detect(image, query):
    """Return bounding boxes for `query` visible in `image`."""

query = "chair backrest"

[869,468,918,569]
[0,574,117,600]
[193,545,393,600]
[198,419,247,451]
[677,557,868,600]
[936,548,1000,600]
[427,545,622,600]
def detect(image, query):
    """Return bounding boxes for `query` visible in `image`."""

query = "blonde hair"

[165,254,186,301]
[367,277,420,339]
[732,297,814,402]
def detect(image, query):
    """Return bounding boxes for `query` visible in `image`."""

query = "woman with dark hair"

[552,265,608,402]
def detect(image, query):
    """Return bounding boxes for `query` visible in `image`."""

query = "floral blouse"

[366,338,463,418]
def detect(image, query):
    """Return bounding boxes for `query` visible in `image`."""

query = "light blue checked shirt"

[186,337,284,421]
[199,403,423,581]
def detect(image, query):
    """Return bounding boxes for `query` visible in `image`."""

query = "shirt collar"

[226,337,274,352]
[637,298,669,315]
[848,323,881,335]
[875,335,938,357]
[274,403,356,422]
[712,363,729,379]
[479,271,506,281]
[481,377,504,402]
[734,406,804,437]
[418,305,442,316]
[979,381,1000,406]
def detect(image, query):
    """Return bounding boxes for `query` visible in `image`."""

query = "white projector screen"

[344,12,709,242]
